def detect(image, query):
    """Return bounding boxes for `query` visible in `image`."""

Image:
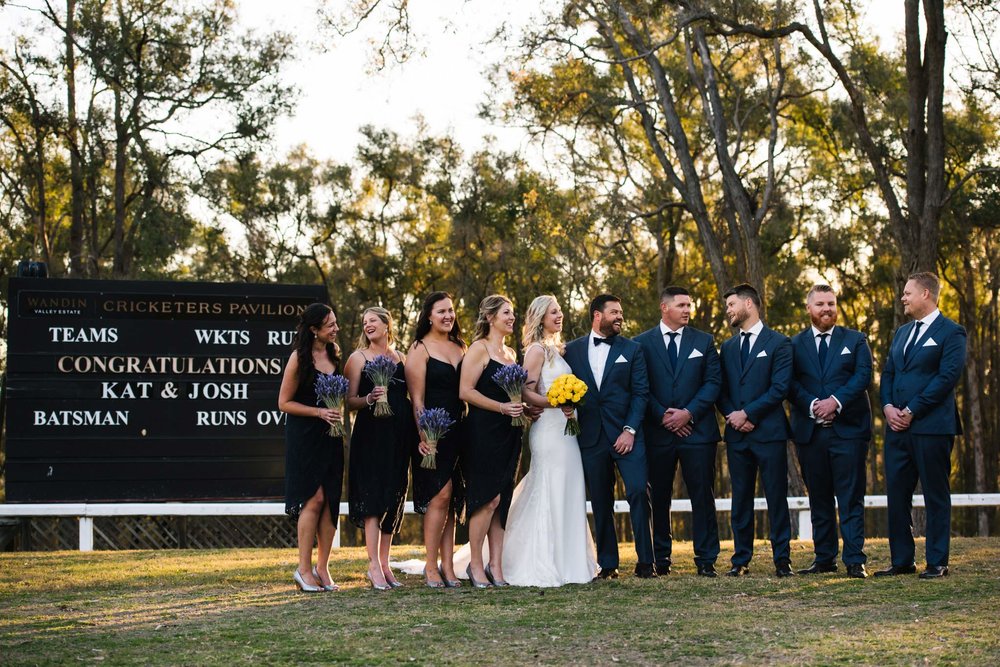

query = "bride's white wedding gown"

[448,348,597,587]
[503,349,598,585]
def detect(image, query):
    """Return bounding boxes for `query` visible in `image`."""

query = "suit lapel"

[573,338,599,390]
[649,329,673,376]
[800,329,822,376]
[892,322,911,369]
[599,336,620,391]
[740,327,769,379]
[673,330,696,378]
[822,326,845,375]
[902,316,945,369]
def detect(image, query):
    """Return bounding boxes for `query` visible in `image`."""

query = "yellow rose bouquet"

[545,373,588,436]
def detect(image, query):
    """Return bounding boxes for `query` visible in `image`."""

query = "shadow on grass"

[1,539,999,665]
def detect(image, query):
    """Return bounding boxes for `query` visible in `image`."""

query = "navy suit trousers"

[884,432,953,567]
[648,442,720,567]
[580,445,653,570]
[795,429,868,565]
[727,440,791,566]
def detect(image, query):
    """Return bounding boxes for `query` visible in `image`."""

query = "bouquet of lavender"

[363,354,398,417]
[492,363,529,427]
[417,407,456,469]
[314,373,350,437]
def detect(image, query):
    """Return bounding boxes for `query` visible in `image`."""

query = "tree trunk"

[960,247,989,536]
[112,84,128,277]
[65,0,86,277]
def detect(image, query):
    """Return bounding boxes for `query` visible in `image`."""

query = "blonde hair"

[473,295,513,341]
[356,306,396,350]
[521,295,564,361]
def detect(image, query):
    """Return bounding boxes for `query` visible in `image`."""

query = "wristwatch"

[623,425,636,435]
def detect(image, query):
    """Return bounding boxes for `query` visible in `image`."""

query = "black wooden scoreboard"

[2,278,327,502]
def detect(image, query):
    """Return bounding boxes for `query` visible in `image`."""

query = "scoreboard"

[2,278,327,502]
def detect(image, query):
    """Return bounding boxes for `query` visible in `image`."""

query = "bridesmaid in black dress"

[405,291,467,588]
[459,294,525,588]
[344,307,413,591]
[278,303,343,592]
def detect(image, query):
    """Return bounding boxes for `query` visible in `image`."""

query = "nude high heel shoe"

[293,569,323,593]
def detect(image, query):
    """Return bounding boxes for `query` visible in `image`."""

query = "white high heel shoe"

[293,569,323,592]
[312,566,339,591]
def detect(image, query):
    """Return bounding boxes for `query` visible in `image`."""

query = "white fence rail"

[2,494,998,551]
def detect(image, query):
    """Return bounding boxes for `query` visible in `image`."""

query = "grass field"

[1,538,998,666]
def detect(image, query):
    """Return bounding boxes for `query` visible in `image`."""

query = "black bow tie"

[593,336,614,346]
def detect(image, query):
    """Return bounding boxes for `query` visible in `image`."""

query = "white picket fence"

[2,494,998,551]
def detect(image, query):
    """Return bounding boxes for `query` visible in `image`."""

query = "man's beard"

[599,319,621,337]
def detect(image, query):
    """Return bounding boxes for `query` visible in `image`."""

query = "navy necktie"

[665,332,679,369]
[903,321,923,361]
[740,332,752,369]
[817,332,829,368]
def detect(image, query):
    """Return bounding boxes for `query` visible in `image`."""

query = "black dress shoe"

[775,562,795,577]
[797,562,838,575]
[919,565,949,579]
[696,563,718,578]
[846,564,868,579]
[726,565,749,577]
[655,563,672,576]
[634,563,657,579]
[595,568,619,580]
[873,564,917,577]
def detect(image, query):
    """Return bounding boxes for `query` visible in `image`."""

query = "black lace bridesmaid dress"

[461,359,523,526]
[411,356,466,517]
[348,359,415,533]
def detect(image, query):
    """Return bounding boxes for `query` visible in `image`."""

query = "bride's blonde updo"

[473,294,513,341]
[521,295,564,362]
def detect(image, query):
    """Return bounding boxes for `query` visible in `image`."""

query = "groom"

[565,294,654,578]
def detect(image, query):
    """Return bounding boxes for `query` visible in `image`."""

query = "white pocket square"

[922,337,937,347]
[840,346,851,355]
[688,348,704,359]
[756,350,768,358]
[615,354,628,363]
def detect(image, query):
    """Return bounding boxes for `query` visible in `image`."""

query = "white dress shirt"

[736,319,764,352]
[808,325,843,422]
[588,330,613,390]
[659,321,684,357]
[903,309,940,350]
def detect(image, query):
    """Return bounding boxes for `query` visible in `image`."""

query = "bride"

[494,295,597,586]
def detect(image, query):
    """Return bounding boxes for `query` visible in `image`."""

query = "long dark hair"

[413,291,465,346]
[292,302,340,391]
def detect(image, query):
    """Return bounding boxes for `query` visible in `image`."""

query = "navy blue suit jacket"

[879,314,966,436]
[717,325,792,443]
[635,325,721,446]
[564,334,649,450]
[789,326,873,444]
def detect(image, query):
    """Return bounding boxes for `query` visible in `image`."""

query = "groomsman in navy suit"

[876,272,966,579]
[636,286,722,577]
[564,294,654,578]
[717,284,794,577]
[789,285,872,579]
